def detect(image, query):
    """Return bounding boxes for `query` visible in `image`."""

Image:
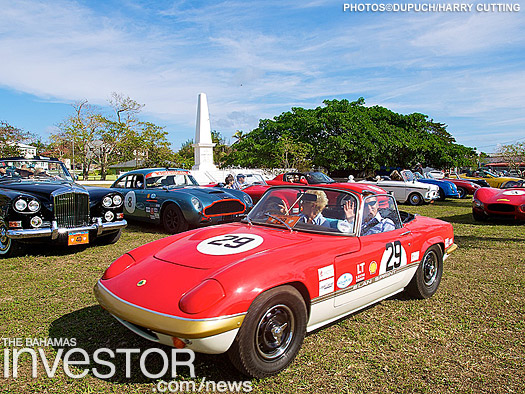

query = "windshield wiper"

[264,212,293,232]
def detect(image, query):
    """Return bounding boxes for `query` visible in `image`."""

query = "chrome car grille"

[487,203,515,213]
[54,193,90,228]
[203,200,246,216]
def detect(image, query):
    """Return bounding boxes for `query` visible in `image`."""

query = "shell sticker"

[197,234,264,255]
[124,191,136,214]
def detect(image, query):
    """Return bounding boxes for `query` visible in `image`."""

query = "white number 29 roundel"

[197,234,264,255]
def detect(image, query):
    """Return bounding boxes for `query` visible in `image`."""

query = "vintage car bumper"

[424,189,439,202]
[7,218,127,240]
[94,280,245,354]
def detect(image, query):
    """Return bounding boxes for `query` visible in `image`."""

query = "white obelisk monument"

[192,93,217,173]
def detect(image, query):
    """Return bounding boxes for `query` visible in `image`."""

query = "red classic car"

[267,171,334,186]
[442,176,481,199]
[472,187,525,221]
[95,185,456,378]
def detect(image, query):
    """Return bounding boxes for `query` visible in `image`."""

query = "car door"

[333,195,415,310]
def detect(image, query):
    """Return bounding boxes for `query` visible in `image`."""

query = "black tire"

[407,193,422,206]
[161,204,189,234]
[406,245,443,299]
[227,285,307,378]
[457,187,467,199]
[95,229,122,245]
[0,223,19,258]
[437,189,446,201]
[472,210,487,221]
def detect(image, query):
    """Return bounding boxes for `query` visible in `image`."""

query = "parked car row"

[2,157,522,378]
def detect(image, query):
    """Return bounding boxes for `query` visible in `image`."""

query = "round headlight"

[28,200,40,212]
[102,196,113,208]
[191,197,202,211]
[243,194,252,206]
[104,210,115,222]
[112,195,122,206]
[30,216,43,228]
[15,199,27,212]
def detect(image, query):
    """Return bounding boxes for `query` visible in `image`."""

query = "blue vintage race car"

[411,170,460,201]
[110,168,253,233]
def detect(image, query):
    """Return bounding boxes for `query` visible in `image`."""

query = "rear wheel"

[161,204,189,234]
[227,285,307,378]
[406,245,443,299]
[457,187,467,199]
[407,193,423,206]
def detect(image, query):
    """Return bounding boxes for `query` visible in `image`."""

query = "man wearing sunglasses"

[360,196,396,236]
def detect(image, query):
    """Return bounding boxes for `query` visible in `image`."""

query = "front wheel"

[227,285,307,378]
[437,189,446,201]
[407,193,423,206]
[0,224,19,258]
[457,187,467,199]
[472,210,487,221]
[406,245,443,299]
[161,204,189,234]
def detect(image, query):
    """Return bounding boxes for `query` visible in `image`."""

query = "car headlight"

[112,195,122,206]
[28,200,40,212]
[191,197,202,211]
[473,199,483,208]
[102,196,113,208]
[104,211,115,222]
[243,194,252,206]
[14,199,27,212]
[179,279,225,314]
[30,216,43,228]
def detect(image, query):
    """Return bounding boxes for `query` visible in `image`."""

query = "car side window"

[360,195,402,236]
[133,174,144,189]
[113,176,127,188]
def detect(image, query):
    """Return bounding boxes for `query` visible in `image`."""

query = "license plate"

[68,231,89,246]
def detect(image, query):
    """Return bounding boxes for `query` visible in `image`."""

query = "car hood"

[474,187,525,203]
[0,181,86,200]
[154,223,312,269]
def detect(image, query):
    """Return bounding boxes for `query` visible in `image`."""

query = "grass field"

[1,199,524,393]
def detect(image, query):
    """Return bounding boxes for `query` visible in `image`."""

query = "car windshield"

[247,187,358,235]
[0,159,74,182]
[240,174,267,188]
[145,170,198,188]
[401,170,415,182]
[306,172,335,184]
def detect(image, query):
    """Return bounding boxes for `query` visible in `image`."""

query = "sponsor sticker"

[319,277,334,296]
[337,273,353,289]
[145,170,188,178]
[318,265,334,281]
[369,261,377,275]
[356,262,366,282]
[411,251,420,262]
[196,234,264,255]
[379,240,407,275]
[124,191,136,214]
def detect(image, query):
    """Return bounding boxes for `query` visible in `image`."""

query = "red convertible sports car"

[472,187,525,221]
[95,185,456,378]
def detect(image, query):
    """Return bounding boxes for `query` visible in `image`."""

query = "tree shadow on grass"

[49,305,246,384]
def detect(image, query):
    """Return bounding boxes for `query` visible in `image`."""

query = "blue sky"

[1,0,524,153]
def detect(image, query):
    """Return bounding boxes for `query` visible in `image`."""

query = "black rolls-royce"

[0,157,127,257]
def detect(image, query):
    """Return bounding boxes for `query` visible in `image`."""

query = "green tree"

[0,121,32,157]
[497,142,525,172]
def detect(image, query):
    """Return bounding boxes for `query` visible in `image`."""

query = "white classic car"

[360,170,439,205]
